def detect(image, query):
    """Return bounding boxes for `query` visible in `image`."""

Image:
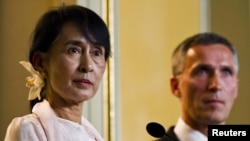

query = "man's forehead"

[186,44,234,58]
[184,45,235,68]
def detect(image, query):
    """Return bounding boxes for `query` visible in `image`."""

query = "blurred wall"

[118,0,250,140]
[0,0,76,140]
[119,0,200,140]
[210,0,250,124]
[0,1,52,140]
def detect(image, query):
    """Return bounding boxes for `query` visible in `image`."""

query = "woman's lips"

[74,79,93,88]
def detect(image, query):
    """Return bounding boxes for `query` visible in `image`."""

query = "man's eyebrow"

[220,65,234,70]
[193,63,212,69]
[192,64,212,72]
[194,63,234,71]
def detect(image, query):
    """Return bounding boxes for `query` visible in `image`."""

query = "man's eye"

[222,68,232,76]
[195,68,208,76]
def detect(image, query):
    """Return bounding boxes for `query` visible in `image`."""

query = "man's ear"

[234,77,239,99]
[170,76,181,98]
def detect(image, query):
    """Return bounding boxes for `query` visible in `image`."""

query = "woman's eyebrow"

[64,40,84,46]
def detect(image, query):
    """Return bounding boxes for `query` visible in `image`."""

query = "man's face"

[173,44,239,125]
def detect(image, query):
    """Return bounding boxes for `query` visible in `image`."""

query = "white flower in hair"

[19,61,45,100]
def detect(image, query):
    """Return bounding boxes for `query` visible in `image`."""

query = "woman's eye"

[92,48,104,57]
[93,50,101,56]
[68,46,81,54]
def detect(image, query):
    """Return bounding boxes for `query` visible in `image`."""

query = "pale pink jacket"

[4,100,104,141]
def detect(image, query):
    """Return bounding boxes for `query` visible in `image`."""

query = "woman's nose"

[79,54,93,73]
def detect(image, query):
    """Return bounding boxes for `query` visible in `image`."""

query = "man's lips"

[204,99,224,104]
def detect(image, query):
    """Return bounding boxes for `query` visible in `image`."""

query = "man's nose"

[208,73,222,92]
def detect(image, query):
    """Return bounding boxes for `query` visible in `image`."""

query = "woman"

[5,4,110,141]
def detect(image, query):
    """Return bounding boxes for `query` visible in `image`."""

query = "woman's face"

[42,22,106,104]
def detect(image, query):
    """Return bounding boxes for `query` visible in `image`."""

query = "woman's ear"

[32,52,46,75]
[170,76,181,98]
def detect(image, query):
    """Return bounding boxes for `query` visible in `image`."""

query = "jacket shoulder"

[158,126,180,141]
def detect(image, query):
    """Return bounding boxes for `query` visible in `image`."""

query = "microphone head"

[146,122,166,138]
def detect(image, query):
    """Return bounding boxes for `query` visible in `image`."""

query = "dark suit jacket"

[156,126,180,141]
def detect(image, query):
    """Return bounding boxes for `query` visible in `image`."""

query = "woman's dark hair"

[29,5,111,111]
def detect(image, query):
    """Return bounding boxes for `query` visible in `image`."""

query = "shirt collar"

[174,117,207,141]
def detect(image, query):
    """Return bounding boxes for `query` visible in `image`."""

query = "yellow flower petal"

[19,61,44,100]
[19,61,39,75]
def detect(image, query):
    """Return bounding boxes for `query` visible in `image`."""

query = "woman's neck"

[47,96,83,124]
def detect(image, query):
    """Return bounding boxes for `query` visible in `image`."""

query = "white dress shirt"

[174,117,207,141]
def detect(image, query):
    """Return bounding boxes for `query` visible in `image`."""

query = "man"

[154,32,239,141]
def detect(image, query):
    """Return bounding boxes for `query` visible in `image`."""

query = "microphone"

[146,122,166,138]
